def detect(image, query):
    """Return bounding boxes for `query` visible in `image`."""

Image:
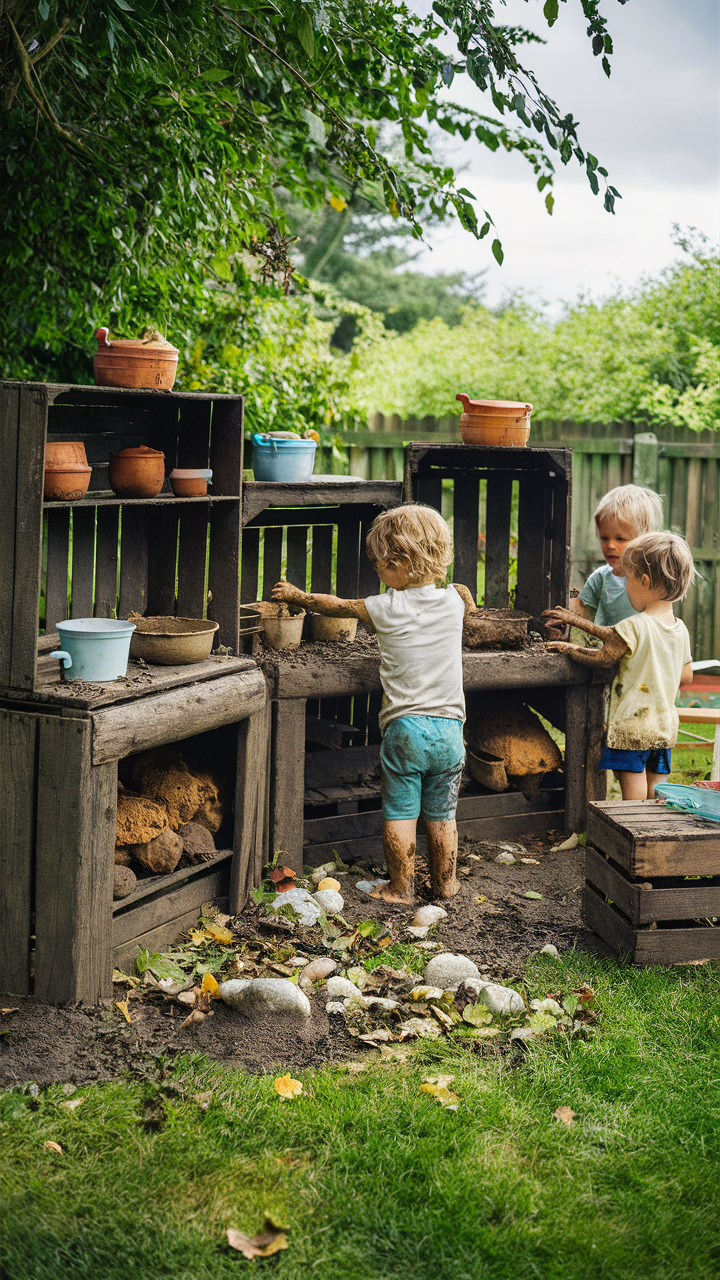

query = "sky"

[410,0,719,314]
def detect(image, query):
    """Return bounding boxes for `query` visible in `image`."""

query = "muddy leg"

[425,818,459,899]
[370,819,417,904]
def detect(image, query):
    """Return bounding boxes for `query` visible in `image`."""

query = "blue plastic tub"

[50,618,136,682]
[252,434,317,482]
[654,782,720,823]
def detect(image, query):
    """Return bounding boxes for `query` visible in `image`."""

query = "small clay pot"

[252,601,305,650]
[45,441,88,468]
[456,395,532,447]
[108,446,165,498]
[44,463,92,501]
[169,468,212,497]
[94,327,179,391]
[310,615,358,643]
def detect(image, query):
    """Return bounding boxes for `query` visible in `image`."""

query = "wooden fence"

[313,417,720,661]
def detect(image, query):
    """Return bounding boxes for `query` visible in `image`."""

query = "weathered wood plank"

[286,525,308,593]
[113,857,231,945]
[307,808,564,862]
[44,507,71,632]
[23,655,255,710]
[0,384,20,687]
[94,505,120,618]
[10,386,46,690]
[240,526,260,605]
[452,473,480,594]
[587,801,720,877]
[583,883,720,964]
[118,504,148,618]
[0,710,38,994]
[262,526,283,601]
[268,699,306,874]
[113,905,223,972]
[304,787,563,844]
[242,480,402,525]
[484,475,512,608]
[70,506,96,618]
[564,683,588,835]
[336,515,361,598]
[230,693,270,911]
[112,850,232,911]
[207,500,241,653]
[176,505,208,618]
[585,845,720,925]
[34,716,116,1004]
[91,667,267,763]
[516,475,551,629]
[304,743,380,789]
[310,523,334,594]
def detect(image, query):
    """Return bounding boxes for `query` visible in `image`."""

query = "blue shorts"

[381,716,465,822]
[599,746,672,774]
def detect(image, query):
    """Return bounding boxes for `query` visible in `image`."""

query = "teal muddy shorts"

[381,715,465,822]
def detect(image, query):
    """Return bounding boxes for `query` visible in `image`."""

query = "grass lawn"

[1,950,717,1280]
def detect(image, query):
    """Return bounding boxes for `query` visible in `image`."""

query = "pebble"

[313,887,344,913]
[316,877,341,892]
[311,862,337,884]
[113,864,137,899]
[270,886,322,926]
[355,879,388,894]
[218,978,311,1018]
[539,943,559,957]
[326,975,362,999]
[495,851,516,865]
[325,1001,346,1015]
[405,925,429,939]
[362,996,399,1011]
[424,952,480,990]
[300,957,337,984]
[412,905,448,927]
[478,983,526,1016]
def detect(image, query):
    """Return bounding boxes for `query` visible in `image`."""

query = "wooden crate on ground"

[584,800,720,964]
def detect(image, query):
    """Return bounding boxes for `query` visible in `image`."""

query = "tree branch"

[7,13,85,151]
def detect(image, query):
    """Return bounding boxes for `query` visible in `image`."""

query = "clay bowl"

[44,462,92,501]
[252,601,305,650]
[169,468,212,497]
[128,615,219,665]
[462,608,532,649]
[310,615,358,643]
[109,446,165,498]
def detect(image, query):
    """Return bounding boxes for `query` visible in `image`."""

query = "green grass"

[1,952,717,1280]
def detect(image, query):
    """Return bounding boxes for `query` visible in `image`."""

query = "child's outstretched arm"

[449,583,478,618]
[272,581,374,628]
[542,606,628,668]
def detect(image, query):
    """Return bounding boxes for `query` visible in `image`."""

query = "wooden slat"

[34,717,116,1004]
[452,473,480,594]
[94,505,120,618]
[9,386,46,690]
[176,505,208,617]
[550,472,571,608]
[27,654,255,710]
[0,384,20,687]
[240,526,260,605]
[113,858,231,945]
[268,698,306,873]
[0,710,38,994]
[415,473,443,510]
[44,507,71,632]
[118,505,148,618]
[515,474,551,627]
[207,500,241,652]
[242,480,402,525]
[359,513,378,597]
[484,475,512,607]
[177,398,211,470]
[583,883,720,964]
[564,683,589,835]
[286,525,308,591]
[311,524,334,593]
[585,845,720,925]
[336,515,361,597]
[209,397,243,497]
[113,905,220,972]
[262,526,283,601]
[229,694,270,911]
[70,506,96,618]
[587,801,720,878]
[145,505,178,616]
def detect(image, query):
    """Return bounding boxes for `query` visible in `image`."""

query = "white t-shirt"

[364,584,465,734]
[606,612,692,751]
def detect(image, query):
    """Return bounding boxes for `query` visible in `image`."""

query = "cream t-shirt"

[364,584,465,734]
[606,612,692,751]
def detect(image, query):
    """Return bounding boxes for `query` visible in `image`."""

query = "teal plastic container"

[50,618,136,682]
[252,434,317,482]
[654,782,720,823]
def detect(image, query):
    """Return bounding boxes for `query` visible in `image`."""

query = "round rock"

[412,905,448,927]
[178,821,216,864]
[424,952,480,990]
[301,957,337,984]
[326,975,362,999]
[113,865,137,899]
[478,983,526,1016]
[218,978,311,1018]
[132,828,183,874]
[270,887,323,926]
[314,887,344,914]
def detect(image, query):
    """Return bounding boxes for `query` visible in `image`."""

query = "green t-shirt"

[580,564,637,627]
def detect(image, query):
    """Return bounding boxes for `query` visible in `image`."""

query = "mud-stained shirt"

[364,583,465,733]
[606,612,692,750]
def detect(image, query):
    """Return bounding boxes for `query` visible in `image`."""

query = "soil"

[0,830,604,1089]
[259,626,549,666]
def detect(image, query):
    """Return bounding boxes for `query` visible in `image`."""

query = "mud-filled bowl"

[462,608,532,649]
[129,615,219,665]
[252,601,306,650]
[169,468,212,497]
[310,615,358,643]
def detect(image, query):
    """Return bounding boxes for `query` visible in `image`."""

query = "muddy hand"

[542,606,575,628]
[545,640,584,655]
[271,580,303,605]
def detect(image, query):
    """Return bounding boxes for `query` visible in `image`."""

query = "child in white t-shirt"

[272,504,469,903]
[544,532,694,800]
[568,484,664,629]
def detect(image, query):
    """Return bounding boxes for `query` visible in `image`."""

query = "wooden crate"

[584,800,720,964]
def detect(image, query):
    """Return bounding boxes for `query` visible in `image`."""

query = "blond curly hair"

[594,484,663,534]
[620,532,695,602]
[365,504,453,584]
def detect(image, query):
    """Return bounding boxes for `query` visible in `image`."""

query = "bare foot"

[434,877,460,900]
[370,883,416,905]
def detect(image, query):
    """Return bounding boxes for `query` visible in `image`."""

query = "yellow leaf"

[43,1142,63,1154]
[226,1221,289,1259]
[474,896,487,904]
[112,969,140,987]
[274,1074,303,1100]
[329,194,346,212]
[205,922,234,945]
[115,1000,132,1024]
[201,972,219,997]
[189,929,209,944]
[421,1074,460,1108]
[553,1105,576,1126]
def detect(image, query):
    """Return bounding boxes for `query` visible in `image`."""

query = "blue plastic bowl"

[252,435,317,482]
[654,782,720,823]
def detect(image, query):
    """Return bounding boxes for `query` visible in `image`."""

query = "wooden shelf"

[242,479,402,525]
[43,493,240,509]
[29,654,257,710]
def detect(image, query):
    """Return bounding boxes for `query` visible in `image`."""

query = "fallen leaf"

[463,1003,493,1027]
[1,1008,19,1016]
[429,1003,454,1029]
[193,1091,213,1111]
[520,857,540,865]
[226,1220,289,1260]
[43,1142,63,1154]
[460,867,471,876]
[214,913,231,927]
[201,973,219,997]
[60,1097,85,1113]
[269,865,296,884]
[554,1106,576,1126]
[204,922,234,946]
[421,1074,460,1109]
[550,834,579,852]
[524,891,543,900]
[274,1074,303,1100]
[180,1009,207,1030]
[358,1028,393,1045]
[176,989,197,1006]
[112,969,140,987]
[474,896,487,904]
[115,1000,132,1024]
[398,1017,441,1041]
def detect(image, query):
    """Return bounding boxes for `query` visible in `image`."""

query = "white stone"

[301,957,337,984]
[355,879,388,894]
[412,905,448,927]
[326,975,362,999]
[311,862,337,884]
[539,943,559,958]
[456,977,489,1000]
[510,1026,535,1041]
[495,851,516,865]
[270,887,322,926]
[313,888,344,914]
[478,983,526,1016]
[405,925,429,939]
[423,952,480,990]
[218,978,311,1018]
[325,1001,346,1015]
[362,996,399,1011]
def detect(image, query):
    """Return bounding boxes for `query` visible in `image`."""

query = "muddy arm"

[450,582,478,618]
[543,605,615,643]
[271,581,374,628]
[544,631,628,668]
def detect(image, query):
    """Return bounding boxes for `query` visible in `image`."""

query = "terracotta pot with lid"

[108,446,165,498]
[456,394,533,447]
[93,327,179,391]
[44,440,92,500]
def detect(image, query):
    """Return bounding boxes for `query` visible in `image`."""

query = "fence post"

[632,431,659,490]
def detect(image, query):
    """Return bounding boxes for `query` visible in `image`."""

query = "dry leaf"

[429,1003,454,1029]
[553,1106,576,1126]
[474,896,487,904]
[274,1074,303,1100]
[226,1219,289,1260]
[520,857,540,865]
[60,1097,85,1113]
[524,891,542,900]
[269,865,296,883]
[43,1142,63,1154]
[1,1008,19,1016]
[115,1000,132,1024]
[180,1009,207,1030]
[421,1074,460,1109]
[204,922,234,945]
[193,1091,213,1111]
[214,913,231,927]
[176,989,197,1006]
[201,973,219,997]
[550,834,579,852]
[112,969,140,987]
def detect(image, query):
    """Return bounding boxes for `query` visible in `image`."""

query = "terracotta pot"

[93,327,179,391]
[108,446,165,498]
[169,468,212,497]
[44,463,93,501]
[310,615,358,643]
[45,440,88,468]
[456,395,532,447]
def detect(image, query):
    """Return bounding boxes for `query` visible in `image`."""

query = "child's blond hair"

[594,484,663,534]
[366,504,452,584]
[620,532,695,602]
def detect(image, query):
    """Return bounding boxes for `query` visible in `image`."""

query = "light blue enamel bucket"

[50,618,136,682]
[252,434,317,482]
